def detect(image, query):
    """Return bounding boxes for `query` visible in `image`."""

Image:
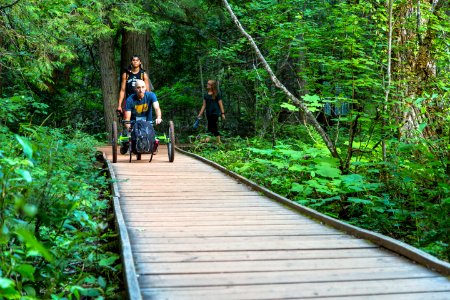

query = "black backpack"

[132,120,155,153]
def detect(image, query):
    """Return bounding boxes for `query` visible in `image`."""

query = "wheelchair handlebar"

[116,110,161,125]
[120,119,161,125]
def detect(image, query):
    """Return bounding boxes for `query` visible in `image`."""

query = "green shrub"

[0,125,123,299]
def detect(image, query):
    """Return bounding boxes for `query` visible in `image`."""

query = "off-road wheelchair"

[111,110,175,163]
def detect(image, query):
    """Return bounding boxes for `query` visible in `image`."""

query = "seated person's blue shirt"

[125,91,158,122]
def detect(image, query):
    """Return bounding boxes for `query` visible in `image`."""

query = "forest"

[1,0,449,298]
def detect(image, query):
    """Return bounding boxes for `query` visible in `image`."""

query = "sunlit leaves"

[302,94,322,113]
[99,253,119,267]
[0,96,48,125]
[348,197,373,205]
[280,102,298,112]
[14,264,36,282]
[15,135,33,159]
[15,228,54,263]
[315,162,340,178]
[13,169,32,183]
[0,278,20,299]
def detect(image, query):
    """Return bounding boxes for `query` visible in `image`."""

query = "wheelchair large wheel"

[112,121,118,163]
[168,120,175,162]
[129,140,133,163]
[149,142,154,162]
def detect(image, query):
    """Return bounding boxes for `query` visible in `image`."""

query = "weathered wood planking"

[99,145,450,300]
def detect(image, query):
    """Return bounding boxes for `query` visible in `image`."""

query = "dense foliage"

[0,97,123,298]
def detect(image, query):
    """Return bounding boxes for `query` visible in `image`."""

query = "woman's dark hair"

[127,55,145,71]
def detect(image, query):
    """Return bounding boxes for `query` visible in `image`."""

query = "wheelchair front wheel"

[168,120,175,162]
[149,141,154,162]
[112,121,118,163]
[129,139,133,163]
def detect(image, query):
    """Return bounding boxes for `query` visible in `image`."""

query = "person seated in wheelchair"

[124,79,162,154]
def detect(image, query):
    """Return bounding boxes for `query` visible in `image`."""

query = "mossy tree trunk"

[120,29,153,89]
[99,35,119,141]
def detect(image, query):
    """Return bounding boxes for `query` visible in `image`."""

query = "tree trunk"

[99,36,119,141]
[121,29,149,70]
[395,0,444,140]
[382,0,393,161]
[120,29,154,90]
[0,18,3,96]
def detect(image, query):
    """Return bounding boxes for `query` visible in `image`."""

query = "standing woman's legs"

[207,114,220,142]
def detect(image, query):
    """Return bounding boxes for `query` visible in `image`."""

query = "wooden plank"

[119,182,248,187]
[140,278,450,299]
[119,195,277,201]
[123,219,338,227]
[123,214,315,222]
[120,199,280,204]
[133,248,387,263]
[119,197,286,204]
[131,239,374,253]
[135,257,409,275]
[312,292,450,300]
[127,224,342,231]
[130,235,360,245]
[128,228,345,238]
[119,202,296,211]
[139,265,439,288]
[122,209,300,216]
[117,193,254,201]
[122,206,305,212]
[120,186,251,193]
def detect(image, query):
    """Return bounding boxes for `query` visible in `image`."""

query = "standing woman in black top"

[117,55,152,112]
[197,80,225,143]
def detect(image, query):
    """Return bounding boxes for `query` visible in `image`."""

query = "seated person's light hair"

[135,79,145,87]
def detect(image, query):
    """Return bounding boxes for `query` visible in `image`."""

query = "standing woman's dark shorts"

[207,114,220,137]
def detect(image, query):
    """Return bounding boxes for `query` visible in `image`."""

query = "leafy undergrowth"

[189,136,449,262]
[0,125,124,299]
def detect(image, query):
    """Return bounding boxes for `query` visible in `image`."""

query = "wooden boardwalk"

[99,145,450,300]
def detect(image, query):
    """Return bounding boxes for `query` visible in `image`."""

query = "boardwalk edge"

[102,152,143,300]
[176,147,450,276]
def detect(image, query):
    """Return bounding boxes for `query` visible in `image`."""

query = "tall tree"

[393,0,448,139]
[383,0,394,161]
[99,35,119,140]
[120,29,152,85]
[0,18,3,96]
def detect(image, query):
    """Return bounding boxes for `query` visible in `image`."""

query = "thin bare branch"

[220,0,342,163]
